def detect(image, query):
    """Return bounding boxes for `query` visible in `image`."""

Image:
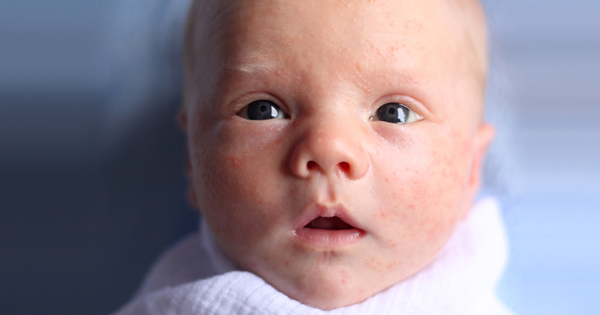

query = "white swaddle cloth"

[114,197,513,315]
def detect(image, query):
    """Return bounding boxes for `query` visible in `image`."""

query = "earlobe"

[462,123,495,218]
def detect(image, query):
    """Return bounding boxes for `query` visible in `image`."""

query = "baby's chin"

[273,269,394,310]
[245,255,409,310]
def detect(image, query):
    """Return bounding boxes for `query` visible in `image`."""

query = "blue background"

[1,0,598,314]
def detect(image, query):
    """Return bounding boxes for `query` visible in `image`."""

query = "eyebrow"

[221,61,299,87]
[224,63,275,76]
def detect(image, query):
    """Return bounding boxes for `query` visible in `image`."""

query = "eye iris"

[377,103,409,123]
[247,100,280,120]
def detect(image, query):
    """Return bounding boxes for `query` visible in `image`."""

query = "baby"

[116,0,511,313]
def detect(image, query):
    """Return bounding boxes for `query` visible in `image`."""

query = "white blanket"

[114,197,513,315]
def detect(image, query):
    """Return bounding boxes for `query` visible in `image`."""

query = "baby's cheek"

[373,135,468,261]
[200,125,290,237]
[416,139,471,240]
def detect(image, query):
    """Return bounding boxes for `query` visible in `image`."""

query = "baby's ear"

[177,107,199,210]
[177,107,188,134]
[462,123,495,218]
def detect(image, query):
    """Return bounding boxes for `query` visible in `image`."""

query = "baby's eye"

[373,102,422,124]
[239,100,287,120]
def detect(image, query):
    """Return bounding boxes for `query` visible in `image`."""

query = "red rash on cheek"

[340,269,349,284]
[225,155,242,168]
[385,260,402,272]
[366,258,383,272]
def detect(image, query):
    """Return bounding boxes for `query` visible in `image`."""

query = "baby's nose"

[288,120,369,180]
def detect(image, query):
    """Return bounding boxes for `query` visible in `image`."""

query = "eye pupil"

[376,102,409,124]
[245,100,284,120]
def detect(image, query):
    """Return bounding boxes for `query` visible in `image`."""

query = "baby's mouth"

[293,206,364,247]
[304,216,355,230]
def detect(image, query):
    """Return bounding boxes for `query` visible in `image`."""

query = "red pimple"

[366,258,383,271]
[226,156,241,167]
[386,261,399,271]
[340,270,349,284]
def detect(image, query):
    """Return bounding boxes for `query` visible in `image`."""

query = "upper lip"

[293,204,363,231]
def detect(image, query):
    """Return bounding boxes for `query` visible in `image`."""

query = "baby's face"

[182,0,493,309]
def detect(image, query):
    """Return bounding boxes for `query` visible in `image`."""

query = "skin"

[180,0,494,310]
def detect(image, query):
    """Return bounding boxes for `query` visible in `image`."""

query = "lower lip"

[292,227,364,248]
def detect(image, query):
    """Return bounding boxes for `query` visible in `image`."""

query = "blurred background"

[0,0,598,314]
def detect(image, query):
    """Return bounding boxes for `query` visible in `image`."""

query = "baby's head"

[180,0,493,309]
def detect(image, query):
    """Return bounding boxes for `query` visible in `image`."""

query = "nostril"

[307,161,318,170]
[338,162,350,173]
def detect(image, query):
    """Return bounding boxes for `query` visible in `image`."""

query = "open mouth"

[293,206,364,247]
[304,216,355,230]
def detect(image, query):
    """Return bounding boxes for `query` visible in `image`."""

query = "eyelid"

[227,92,290,116]
[373,95,433,122]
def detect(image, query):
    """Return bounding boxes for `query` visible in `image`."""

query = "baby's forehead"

[185,0,486,75]
[184,0,487,119]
